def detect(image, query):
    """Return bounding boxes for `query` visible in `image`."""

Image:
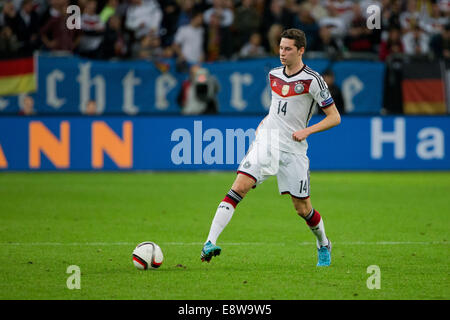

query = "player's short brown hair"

[280,28,307,50]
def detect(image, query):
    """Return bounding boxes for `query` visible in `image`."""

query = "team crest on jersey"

[320,89,330,99]
[294,83,304,94]
[281,85,290,96]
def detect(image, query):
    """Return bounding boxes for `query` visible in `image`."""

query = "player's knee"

[294,202,311,218]
[232,176,256,197]
[292,197,312,218]
[296,208,310,218]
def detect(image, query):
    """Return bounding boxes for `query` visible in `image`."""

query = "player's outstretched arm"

[292,104,341,142]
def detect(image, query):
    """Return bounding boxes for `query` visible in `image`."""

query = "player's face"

[279,38,304,66]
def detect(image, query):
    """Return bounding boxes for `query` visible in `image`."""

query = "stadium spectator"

[379,27,404,61]
[125,0,163,40]
[0,25,20,58]
[260,0,293,53]
[159,0,181,47]
[18,95,35,116]
[32,0,49,17]
[382,0,403,31]
[203,0,234,59]
[204,11,222,61]
[8,0,21,11]
[178,65,220,115]
[345,3,376,52]
[400,0,421,31]
[2,0,21,36]
[176,0,196,29]
[84,99,97,115]
[39,0,80,52]
[173,10,204,70]
[13,0,40,56]
[322,69,345,115]
[416,0,435,18]
[177,64,197,108]
[312,25,343,58]
[99,0,119,24]
[77,0,89,12]
[318,3,348,39]
[132,31,164,60]
[239,32,266,58]
[78,0,105,59]
[326,0,355,26]
[254,0,266,17]
[419,2,449,35]
[233,0,261,54]
[203,0,234,28]
[223,0,235,10]
[262,0,295,37]
[114,0,131,18]
[302,0,330,22]
[267,23,283,55]
[101,14,129,59]
[293,4,320,51]
[438,0,450,12]
[37,0,63,28]
[402,25,431,55]
[430,23,450,58]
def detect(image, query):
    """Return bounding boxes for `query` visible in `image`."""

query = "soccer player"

[201,28,341,267]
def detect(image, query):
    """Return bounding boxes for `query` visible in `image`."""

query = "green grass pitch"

[0,171,449,300]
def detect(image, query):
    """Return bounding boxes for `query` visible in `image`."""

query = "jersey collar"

[283,64,306,78]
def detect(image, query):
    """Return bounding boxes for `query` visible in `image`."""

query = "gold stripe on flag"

[0,73,36,96]
[403,102,447,114]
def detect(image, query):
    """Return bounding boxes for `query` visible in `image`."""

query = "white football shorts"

[237,141,310,199]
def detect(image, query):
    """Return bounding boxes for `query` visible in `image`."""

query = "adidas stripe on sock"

[206,189,243,244]
[304,208,328,247]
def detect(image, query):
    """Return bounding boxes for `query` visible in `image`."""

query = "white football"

[132,241,164,270]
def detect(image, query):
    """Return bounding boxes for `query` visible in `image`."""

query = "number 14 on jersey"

[277,101,288,116]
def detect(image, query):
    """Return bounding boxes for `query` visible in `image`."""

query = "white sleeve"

[221,9,234,27]
[203,9,213,24]
[174,27,184,45]
[125,8,139,30]
[150,6,163,31]
[309,74,334,108]
[402,33,414,54]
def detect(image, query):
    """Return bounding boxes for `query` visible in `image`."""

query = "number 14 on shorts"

[299,180,308,194]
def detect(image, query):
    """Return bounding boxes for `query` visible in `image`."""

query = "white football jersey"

[257,65,335,155]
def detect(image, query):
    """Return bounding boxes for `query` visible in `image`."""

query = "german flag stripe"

[0,57,34,77]
[402,61,442,79]
[403,102,446,114]
[402,79,445,103]
[0,73,37,96]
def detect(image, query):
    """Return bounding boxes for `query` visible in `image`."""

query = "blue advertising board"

[0,55,384,115]
[0,115,448,171]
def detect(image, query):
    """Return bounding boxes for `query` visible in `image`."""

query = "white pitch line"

[0,241,447,246]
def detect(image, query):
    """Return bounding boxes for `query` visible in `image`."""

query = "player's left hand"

[292,129,310,142]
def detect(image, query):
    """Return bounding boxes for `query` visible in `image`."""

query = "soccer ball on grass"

[132,241,163,270]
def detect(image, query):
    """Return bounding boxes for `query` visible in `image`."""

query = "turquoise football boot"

[317,239,332,267]
[201,241,221,262]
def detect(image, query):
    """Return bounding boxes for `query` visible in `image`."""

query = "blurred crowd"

[0,0,449,62]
